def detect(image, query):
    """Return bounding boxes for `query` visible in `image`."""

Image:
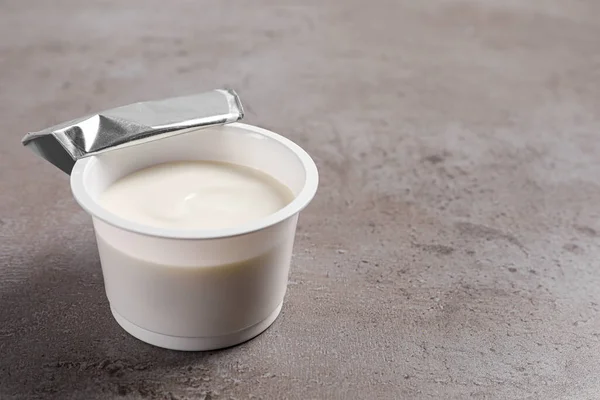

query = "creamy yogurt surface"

[99,161,294,230]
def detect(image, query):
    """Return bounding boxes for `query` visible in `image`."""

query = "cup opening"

[70,123,318,239]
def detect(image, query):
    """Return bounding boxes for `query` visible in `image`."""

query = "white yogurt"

[99,161,294,230]
[71,123,318,351]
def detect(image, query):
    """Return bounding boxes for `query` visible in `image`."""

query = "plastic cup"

[70,123,318,351]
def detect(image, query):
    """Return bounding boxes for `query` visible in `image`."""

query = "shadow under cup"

[70,123,319,351]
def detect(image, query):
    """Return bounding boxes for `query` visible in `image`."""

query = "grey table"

[1,1,600,399]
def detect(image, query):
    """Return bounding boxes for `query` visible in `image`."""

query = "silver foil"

[22,89,244,174]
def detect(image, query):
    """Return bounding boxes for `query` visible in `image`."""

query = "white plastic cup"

[70,123,318,351]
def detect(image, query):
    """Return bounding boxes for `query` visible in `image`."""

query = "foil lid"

[22,89,244,174]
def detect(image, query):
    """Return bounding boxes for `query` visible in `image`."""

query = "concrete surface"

[1,0,600,399]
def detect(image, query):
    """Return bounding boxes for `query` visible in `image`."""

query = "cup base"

[110,303,283,351]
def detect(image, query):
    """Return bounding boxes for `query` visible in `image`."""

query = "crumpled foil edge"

[22,89,244,174]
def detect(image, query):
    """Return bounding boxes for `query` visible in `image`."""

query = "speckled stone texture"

[2,0,600,399]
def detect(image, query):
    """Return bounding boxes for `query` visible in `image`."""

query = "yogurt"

[99,161,294,230]
[70,123,318,350]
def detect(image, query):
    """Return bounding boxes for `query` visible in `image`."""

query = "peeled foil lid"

[22,89,244,174]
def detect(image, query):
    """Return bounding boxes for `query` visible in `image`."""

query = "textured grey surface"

[2,1,600,399]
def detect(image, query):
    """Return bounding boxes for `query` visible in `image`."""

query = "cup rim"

[70,122,319,240]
